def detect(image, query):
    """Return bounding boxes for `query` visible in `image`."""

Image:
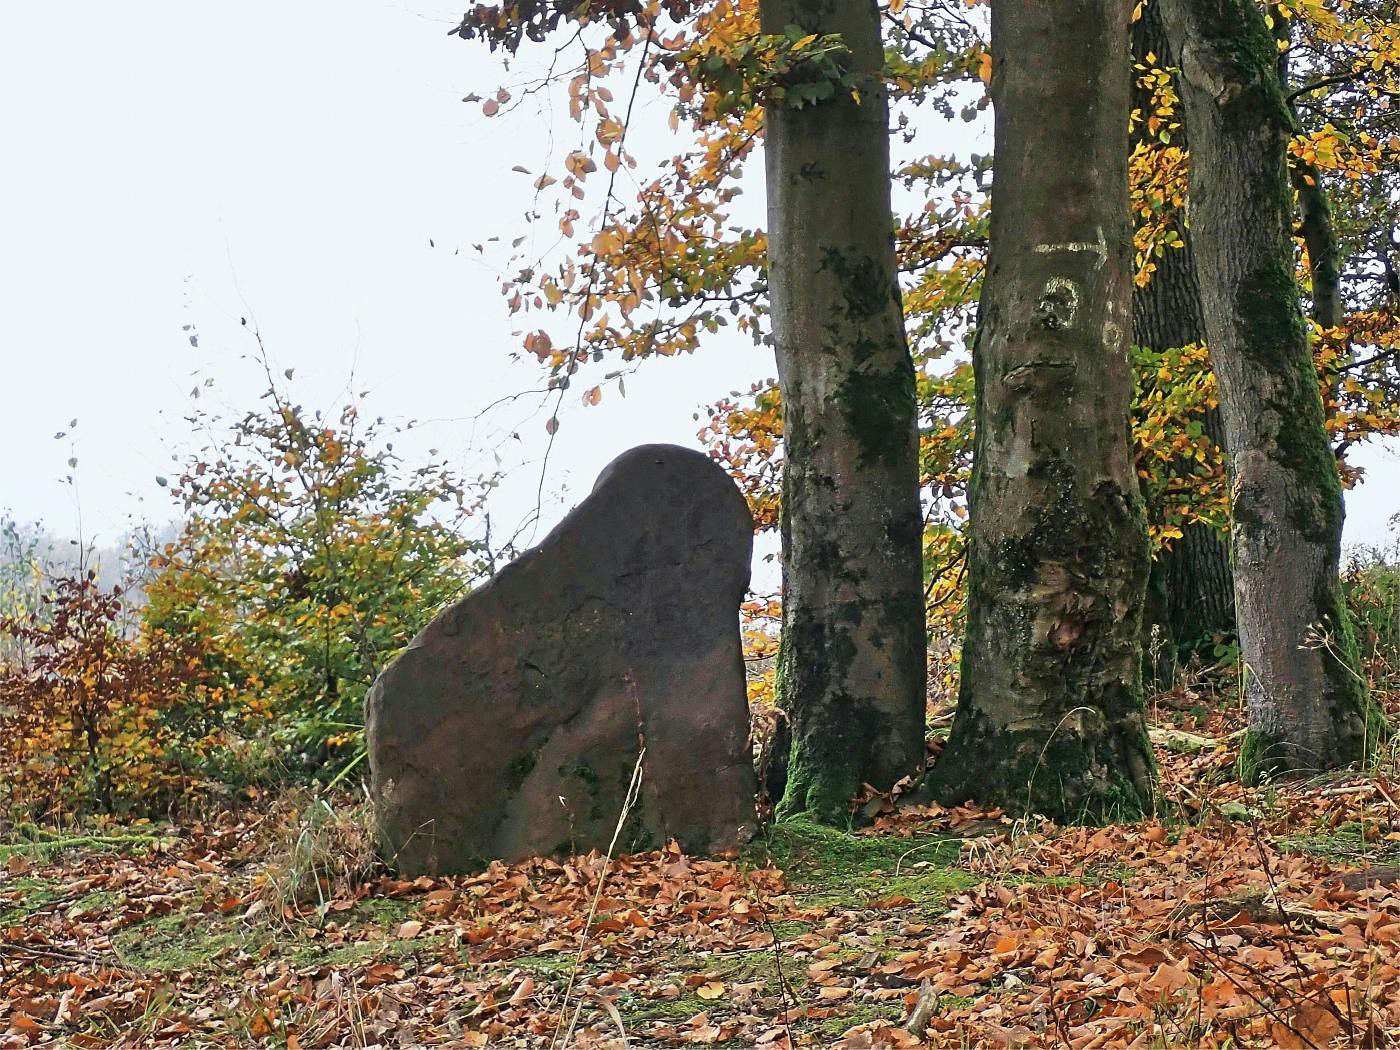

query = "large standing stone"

[366,444,758,873]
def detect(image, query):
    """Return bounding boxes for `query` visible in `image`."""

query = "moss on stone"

[504,750,538,793]
[566,762,600,792]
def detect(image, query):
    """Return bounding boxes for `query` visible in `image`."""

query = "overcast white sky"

[0,2,774,550]
[1,2,1395,556]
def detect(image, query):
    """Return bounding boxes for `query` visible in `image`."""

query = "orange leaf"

[870,894,914,910]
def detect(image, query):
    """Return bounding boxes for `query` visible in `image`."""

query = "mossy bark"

[1292,164,1343,331]
[1160,0,1371,777]
[929,0,1155,822]
[1131,7,1235,664]
[761,0,927,822]
[1273,13,1343,333]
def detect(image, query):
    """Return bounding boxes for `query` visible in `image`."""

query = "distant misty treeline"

[0,512,180,625]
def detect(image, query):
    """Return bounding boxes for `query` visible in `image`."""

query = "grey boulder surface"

[366,443,758,874]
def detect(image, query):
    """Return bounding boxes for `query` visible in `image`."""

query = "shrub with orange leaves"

[0,571,217,817]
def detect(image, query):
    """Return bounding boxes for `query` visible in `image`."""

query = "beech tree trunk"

[1273,10,1343,332]
[930,0,1154,821]
[761,0,927,820]
[1293,162,1344,330]
[1131,7,1235,665]
[1160,0,1373,777]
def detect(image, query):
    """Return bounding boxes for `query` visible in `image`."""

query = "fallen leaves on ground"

[2,697,1398,1047]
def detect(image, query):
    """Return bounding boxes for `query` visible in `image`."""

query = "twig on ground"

[555,747,646,1050]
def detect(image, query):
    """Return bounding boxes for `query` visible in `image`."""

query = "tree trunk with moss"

[761,0,927,820]
[1160,0,1373,777]
[929,0,1154,821]
[1132,6,1235,669]
[1271,8,1343,333]
[1293,164,1343,330]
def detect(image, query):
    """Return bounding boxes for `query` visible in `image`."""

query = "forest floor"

[3,684,1400,1049]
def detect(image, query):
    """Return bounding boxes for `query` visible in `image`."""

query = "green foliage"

[1346,544,1400,657]
[1344,539,1400,707]
[678,25,858,117]
[0,514,49,666]
[141,375,493,786]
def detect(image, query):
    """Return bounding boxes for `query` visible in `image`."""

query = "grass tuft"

[251,790,380,923]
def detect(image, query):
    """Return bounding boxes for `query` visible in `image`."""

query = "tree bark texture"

[931,0,1154,821]
[1293,163,1344,330]
[1274,10,1343,331]
[1160,0,1373,777]
[1132,6,1236,662]
[761,0,927,820]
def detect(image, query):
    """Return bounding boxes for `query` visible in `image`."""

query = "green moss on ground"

[0,876,61,925]
[806,1000,902,1039]
[1275,823,1398,864]
[111,890,442,974]
[0,830,165,864]
[706,949,802,988]
[290,938,382,968]
[768,919,815,939]
[616,991,711,1027]
[351,895,418,926]
[507,951,575,980]
[113,910,252,971]
[613,947,810,1029]
[64,888,124,920]
[744,817,974,908]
